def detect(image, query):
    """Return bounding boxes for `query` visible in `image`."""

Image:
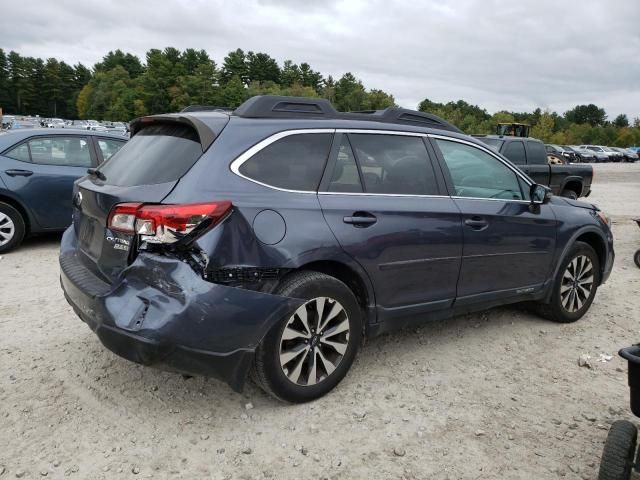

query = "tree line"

[1,47,638,146]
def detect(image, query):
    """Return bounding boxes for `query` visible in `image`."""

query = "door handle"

[343,212,377,227]
[464,217,489,231]
[5,169,34,177]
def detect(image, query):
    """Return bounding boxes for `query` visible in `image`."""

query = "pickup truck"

[475,135,593,199]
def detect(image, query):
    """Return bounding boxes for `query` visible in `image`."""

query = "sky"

[1,0,639,119]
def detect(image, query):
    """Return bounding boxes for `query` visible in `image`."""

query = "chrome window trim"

[318,192,450,199]
[229,128,335,194]
[228,128,536,200]
[230,128,432,194]
[428,133,534,187]
[450,196,532,205]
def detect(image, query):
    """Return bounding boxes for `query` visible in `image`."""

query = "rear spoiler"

[129,114,229,152]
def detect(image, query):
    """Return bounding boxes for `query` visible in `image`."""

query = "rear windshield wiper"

[87,167,106,181]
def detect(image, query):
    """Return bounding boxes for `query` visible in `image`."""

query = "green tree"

[333,73,368,111]
[218,75,248,108]
[614,114,629,128]
[76,84,92,119]
[220,49,248,85]
[564,104,606,126]
[42,58,63,116]
[367,89,395,109]
[0,49,10,112]
[280,60,301,86]
[531,112,555,142]
[246,52,281,84]
[95,49,144,78]
[298,63,323,92]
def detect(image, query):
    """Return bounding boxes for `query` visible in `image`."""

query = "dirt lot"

[1,163,639,479]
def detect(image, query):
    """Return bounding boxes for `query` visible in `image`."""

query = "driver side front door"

[431,136,557,305]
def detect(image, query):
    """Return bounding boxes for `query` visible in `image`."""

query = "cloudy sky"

[2,0,638,118]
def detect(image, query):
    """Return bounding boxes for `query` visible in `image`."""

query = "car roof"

[131,95,478,150]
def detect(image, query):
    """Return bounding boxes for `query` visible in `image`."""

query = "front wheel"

[536,241,600,323]
[252,271,363,403]
[0,202,26,253]
[634,250,640,269]
[598,420,637,480]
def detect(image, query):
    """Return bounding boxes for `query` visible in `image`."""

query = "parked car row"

[547,144,638,163]
[1,115,129,137]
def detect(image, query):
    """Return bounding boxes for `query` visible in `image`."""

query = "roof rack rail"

[234,96,338,118]
[233,96,462,133]
[180,105,234,113]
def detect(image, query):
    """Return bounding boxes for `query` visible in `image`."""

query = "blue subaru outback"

[59,96,614,402]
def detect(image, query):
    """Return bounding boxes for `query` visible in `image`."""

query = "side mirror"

[530,184,550,205]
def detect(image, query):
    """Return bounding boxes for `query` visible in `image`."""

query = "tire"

[536,241,600,323]
[0,201,26,253]
[634,250,640,269]
[252,271,363,403]
[598,420,637,480]
[561,189,578,200]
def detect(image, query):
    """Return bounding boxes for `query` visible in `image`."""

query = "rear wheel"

[598,420,637,480]
[252,271,363,403]
[536,241,600,323]
[634,250,640,269]
[0,202,25,253]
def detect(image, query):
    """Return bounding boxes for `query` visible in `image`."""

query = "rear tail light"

[108,201,232,244]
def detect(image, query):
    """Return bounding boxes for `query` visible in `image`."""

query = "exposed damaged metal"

[205,266,282,287]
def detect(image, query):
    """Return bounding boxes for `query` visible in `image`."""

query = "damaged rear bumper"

[59,228,303,392]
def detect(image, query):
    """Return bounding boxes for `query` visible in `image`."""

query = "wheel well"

[563,180,582,196]
[0,194,30,233]
[295,260,370,311]
[576,232,606,275]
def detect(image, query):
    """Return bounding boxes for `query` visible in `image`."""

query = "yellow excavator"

[496,122,530,138]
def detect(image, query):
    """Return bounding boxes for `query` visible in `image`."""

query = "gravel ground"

[1,163,639,480]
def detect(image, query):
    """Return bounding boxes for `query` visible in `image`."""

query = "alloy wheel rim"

[0,212,15,247]
[560,255,594,313]
[279,297,350,386]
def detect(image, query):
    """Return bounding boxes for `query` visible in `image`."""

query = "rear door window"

[347,134,439,195]
[503,141,527,164]
[238,133,333,191]
[99,124,202,186]
[28,136,92,167]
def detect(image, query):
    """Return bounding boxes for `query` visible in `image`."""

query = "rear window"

[99,124,202,186]
[238,133,333,191]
